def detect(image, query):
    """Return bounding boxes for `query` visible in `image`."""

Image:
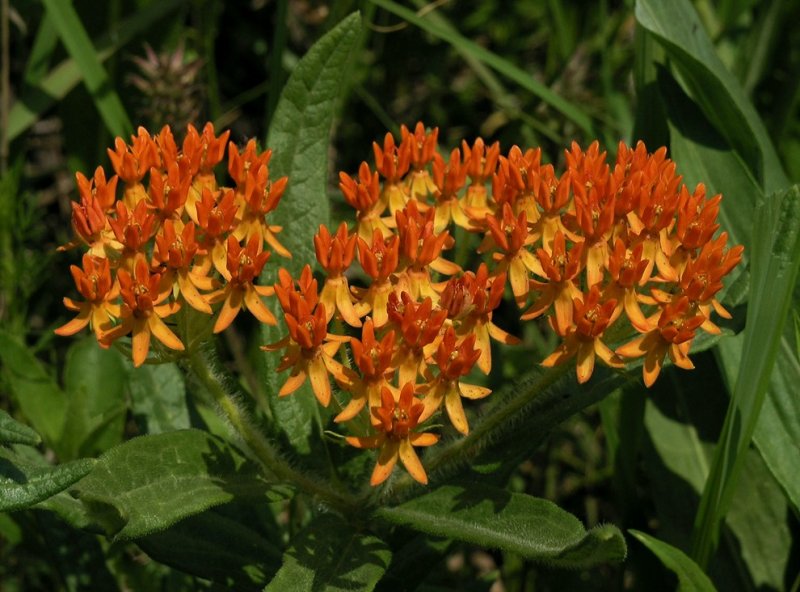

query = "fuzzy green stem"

[186,345,356,513]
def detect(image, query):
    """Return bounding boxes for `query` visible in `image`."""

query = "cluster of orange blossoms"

[57,122,742,487]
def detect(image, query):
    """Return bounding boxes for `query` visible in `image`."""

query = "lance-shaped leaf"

[0,447,95,512]
[265,514,391,592]
[259,12,361,458]
[72,429,289,539]
[0,410,40,446]
[635,0,788,193]
[376,484,626,568]
[630,530,716,592]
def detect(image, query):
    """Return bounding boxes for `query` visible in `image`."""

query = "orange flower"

[62,191,120,257]
[108,199,158,269]
[419,328,491,434]
[492,145,544,226]
[373,131,412,214]
[264,295,348,407]
[352,230,400,327]
[605,239,651,332]
[182,123,231,219]
[479,203,541,306]
[314,222,361,327]
[541,286,623,384]
[75,166,118,212]
[195,187,239,275]
[401,122,438,201]
[394,201,460,301]
[387,292,447,385]
[148,161,190,223]
[461,137,500,215]
[616,296,704,387]
[100,257,183,367]
[235,161,290,257]
[431,148,470,232]
[55,254,120,343]
[210,235,276,332]
[521,230,584,334]
[439,264,520,373]
[334,318,396,423]
[346,382,439,486]
[107,127,159,206]
[153,220,216,313]
[339,162,391,240]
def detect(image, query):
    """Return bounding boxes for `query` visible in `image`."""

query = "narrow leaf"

[635,0,788,193]
[370,0,595,137]
[265,514,391,592]
[72,429,288,539]
[0,410,40,446]
[692,185,800,566]
[0,448,95,512]
[260,12,362,456]
[376,484,626,568]
[630,530,716,592]
[40,0,132,138]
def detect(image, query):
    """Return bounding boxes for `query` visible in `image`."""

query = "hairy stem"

[186,344,356,513]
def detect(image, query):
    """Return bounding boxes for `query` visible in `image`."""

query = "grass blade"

[370,0,596,137]
[691,185,800,567]
[40,0,131,138]
[8,0,184,142]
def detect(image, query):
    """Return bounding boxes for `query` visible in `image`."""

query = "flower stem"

[186,344,356,513]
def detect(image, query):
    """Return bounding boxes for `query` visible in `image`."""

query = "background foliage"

[1,0,799,590]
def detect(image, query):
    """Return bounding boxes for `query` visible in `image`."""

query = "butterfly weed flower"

[346,382,439,486]
[352,229,400,328]
[314,222,362,327]
[55,254,120,343]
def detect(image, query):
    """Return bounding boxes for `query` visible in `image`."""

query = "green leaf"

[138,507,282,591]
[72,429,289,539]
[127,362,190,435]
[265,514,391,592]
[370,0,596,138]
[40,0,132,138]
[643,361,793,590]
[635,0,788,193]
[376,484,626,568]
[692,185,800,566]
[0,329,67,449]
[629,530,716,592]
[8,0,183,142]
[260,12,362,456]
[0,409,40,446]
[60,337,127,459]
[0,447,95,512]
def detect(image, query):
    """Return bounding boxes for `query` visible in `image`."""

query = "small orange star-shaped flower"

[346,382,439,486]
[55,254,120,343]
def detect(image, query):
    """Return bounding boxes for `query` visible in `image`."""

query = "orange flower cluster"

[268,123,742,486]
[56,124,289,366]
[58,122,743,487]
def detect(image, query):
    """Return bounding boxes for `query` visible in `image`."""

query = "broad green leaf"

[376,535,452,592]
[629,530,716,592]
[644,364,792,590]
[40,0,132,138]
[692,185,800,567]
[72,429,288,539]
[265,514,391,592]
[7,0,184,142]
[127,362,190,435]
[370,0,596,138]
[60,337,127,459]
[0,409,40,446]
[260,12,362,456]
[0,447,95,512]
[635,0,788,193]
[0,329,67,448]
[138,508,282,591]
[376,484,626,568]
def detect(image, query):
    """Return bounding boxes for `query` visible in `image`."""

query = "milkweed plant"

[3,5,800,591]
